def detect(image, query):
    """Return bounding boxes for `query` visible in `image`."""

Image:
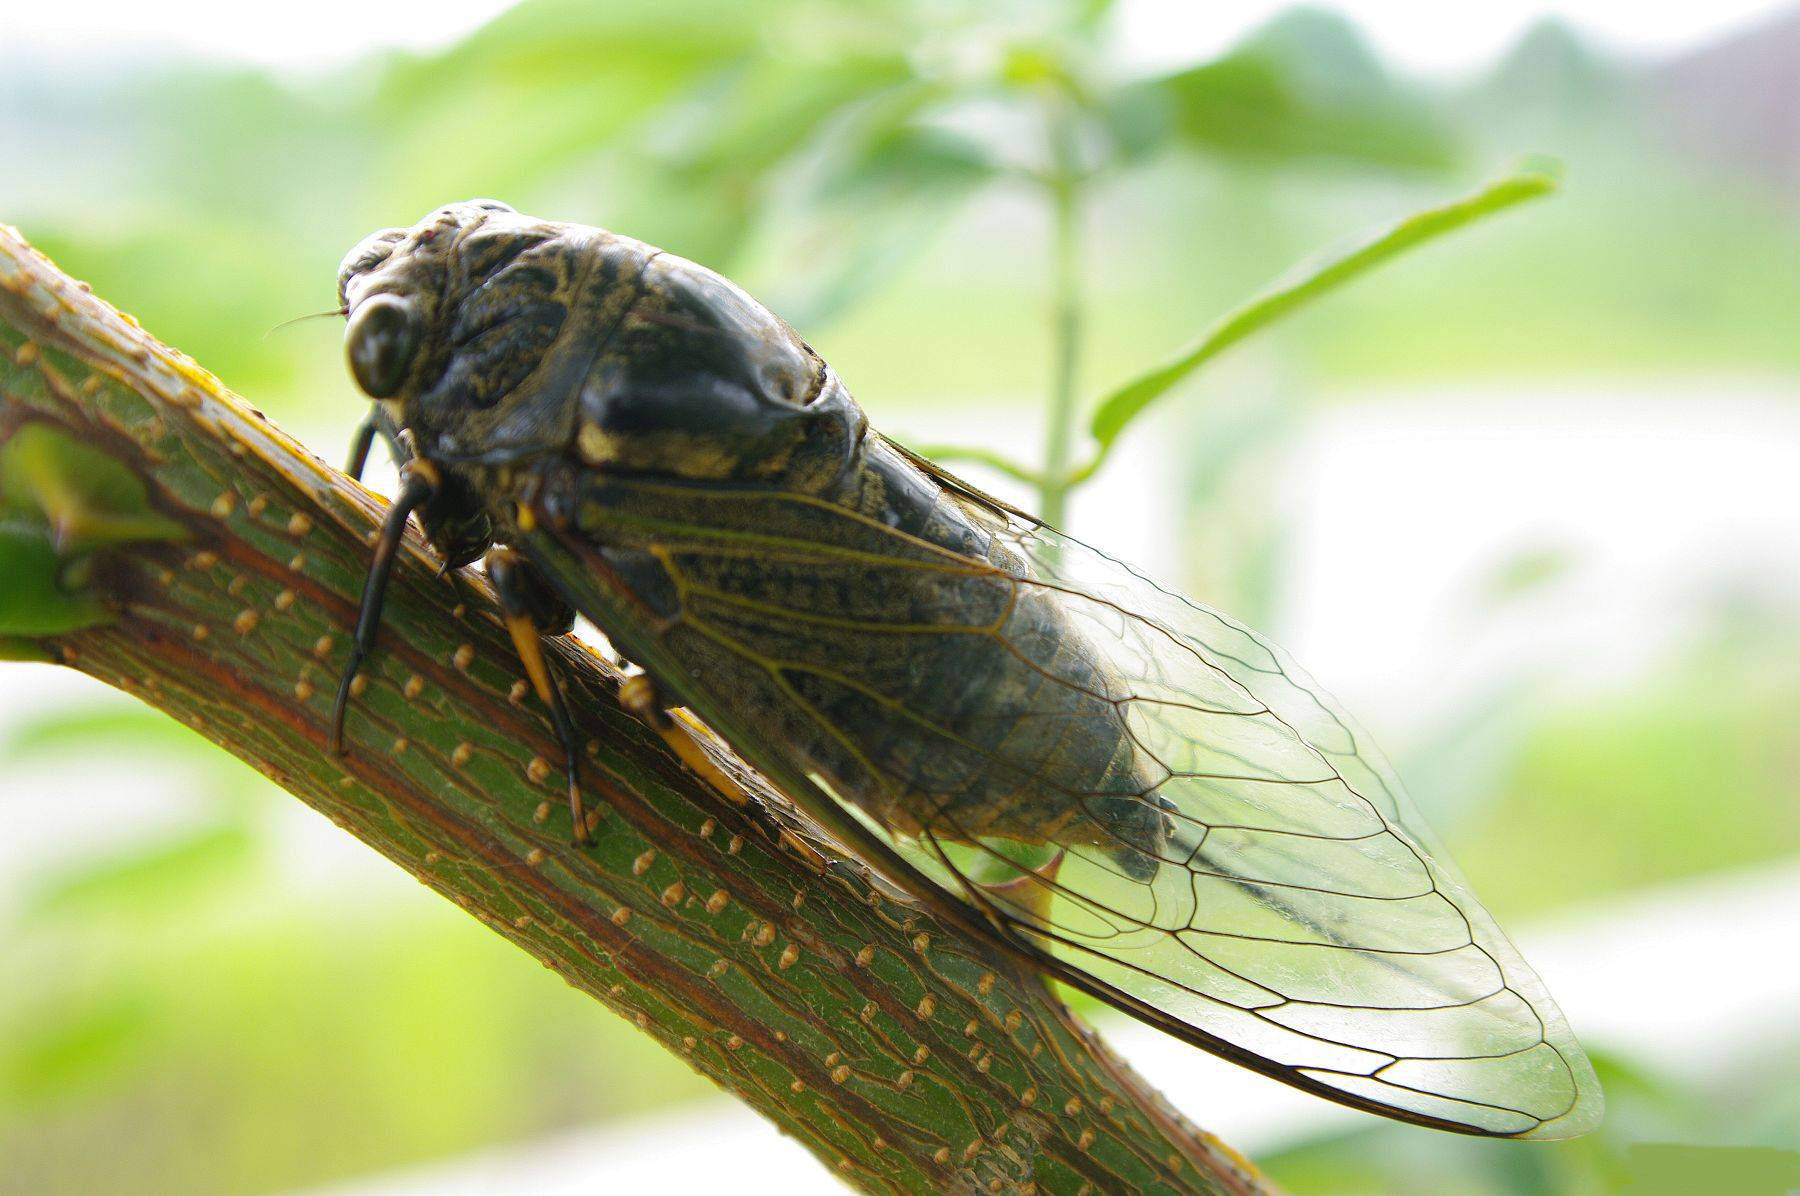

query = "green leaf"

[0,422,190,637]
[1081,164,1560,471]
[770,192,969,330]
[897,445,1043,488]
[1124,10,1456,172]
[657,61,916,185]
[813,118,999,206]
[0,422,188,551]
[0,518,109,635]
[0,636,54,662]
[769,82,999,326]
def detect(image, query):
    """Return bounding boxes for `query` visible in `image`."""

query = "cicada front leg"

[485,547,590,845]
[344,407,421,486]
[343,412,384,481]
[332,462,441,755]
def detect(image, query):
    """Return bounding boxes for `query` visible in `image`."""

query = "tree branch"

[0,225,1271,1195]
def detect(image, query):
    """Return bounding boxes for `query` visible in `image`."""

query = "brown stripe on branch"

[0,224,1270,1196]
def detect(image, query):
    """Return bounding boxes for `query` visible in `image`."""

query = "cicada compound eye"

[345,293,420,399]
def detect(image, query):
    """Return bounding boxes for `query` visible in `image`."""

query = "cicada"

[330,200,1601,1139]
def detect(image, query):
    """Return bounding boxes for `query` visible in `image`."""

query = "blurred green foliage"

[0,706,712,1192]
[1262,1045,1800,1195]
[1465,630,1800,914]
[5,1,1800,1192]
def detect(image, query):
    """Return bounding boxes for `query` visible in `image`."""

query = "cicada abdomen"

[542,434,1174,883]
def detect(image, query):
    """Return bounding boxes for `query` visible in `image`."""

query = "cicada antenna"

[264,307,348,340]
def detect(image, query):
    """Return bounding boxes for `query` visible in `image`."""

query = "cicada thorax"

[534,433,1170,883]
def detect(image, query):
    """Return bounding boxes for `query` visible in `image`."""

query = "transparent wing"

[909,502,1600,1139]
[530,450,1603,1139]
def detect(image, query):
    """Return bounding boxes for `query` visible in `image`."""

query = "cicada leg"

[485,547,591,846]
[344,408,411,482]
[619,668,825,871]
[342,407,419,486]
[344,413,382,481]
[617,669,754,809]
[332,462,440,755]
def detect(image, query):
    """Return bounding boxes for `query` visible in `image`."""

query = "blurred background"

[4,1,1799,1192]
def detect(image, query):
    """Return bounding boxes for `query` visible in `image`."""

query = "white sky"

[3,0,1792,76]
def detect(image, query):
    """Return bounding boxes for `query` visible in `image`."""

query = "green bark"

[0,224,1271,1195]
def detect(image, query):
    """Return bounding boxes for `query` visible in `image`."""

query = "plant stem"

[0,226,1270,1195]
[1037,103,1084,529]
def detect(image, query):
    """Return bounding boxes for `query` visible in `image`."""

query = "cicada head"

[338,200,867,502]
[339,200,602,463]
